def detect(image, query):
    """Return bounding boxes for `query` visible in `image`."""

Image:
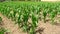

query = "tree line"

[0,0,41,2]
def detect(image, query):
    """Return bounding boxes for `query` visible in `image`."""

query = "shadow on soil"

[35,27,45,34]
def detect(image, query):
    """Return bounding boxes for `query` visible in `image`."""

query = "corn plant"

[0,1,60,34]
[50,10,58,24]
[43,9,47,23]
[0,17,2,23]
[28,13,38,34]
[0,27,6,34]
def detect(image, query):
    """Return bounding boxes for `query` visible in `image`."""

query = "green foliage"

[0,17,2,23]
[0,27,6,34]
[43,9,47,23]
[0,1,60,34]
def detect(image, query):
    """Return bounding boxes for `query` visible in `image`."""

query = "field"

[0,1,60,34]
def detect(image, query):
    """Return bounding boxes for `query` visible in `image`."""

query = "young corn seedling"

[0,27,6,34]
[50,10,57,25]
[6,7,11,19]
[29,27,35,34]
[43,9,47,23]
[0,17,2,25]
[0,17,2,23]
[31,13,38,27]
[37,7,41,20]
[17,16,22,27]
[22,9,29,32]
[28,13,38,34]
[9,8,14,20]
[12,9,17,21]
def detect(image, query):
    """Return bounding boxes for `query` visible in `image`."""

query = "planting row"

[0,1,60,34]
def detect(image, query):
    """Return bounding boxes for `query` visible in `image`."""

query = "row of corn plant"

[0,1,60,34]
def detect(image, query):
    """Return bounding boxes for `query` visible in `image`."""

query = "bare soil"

[0,13,27,34]
[0,13,60,34]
